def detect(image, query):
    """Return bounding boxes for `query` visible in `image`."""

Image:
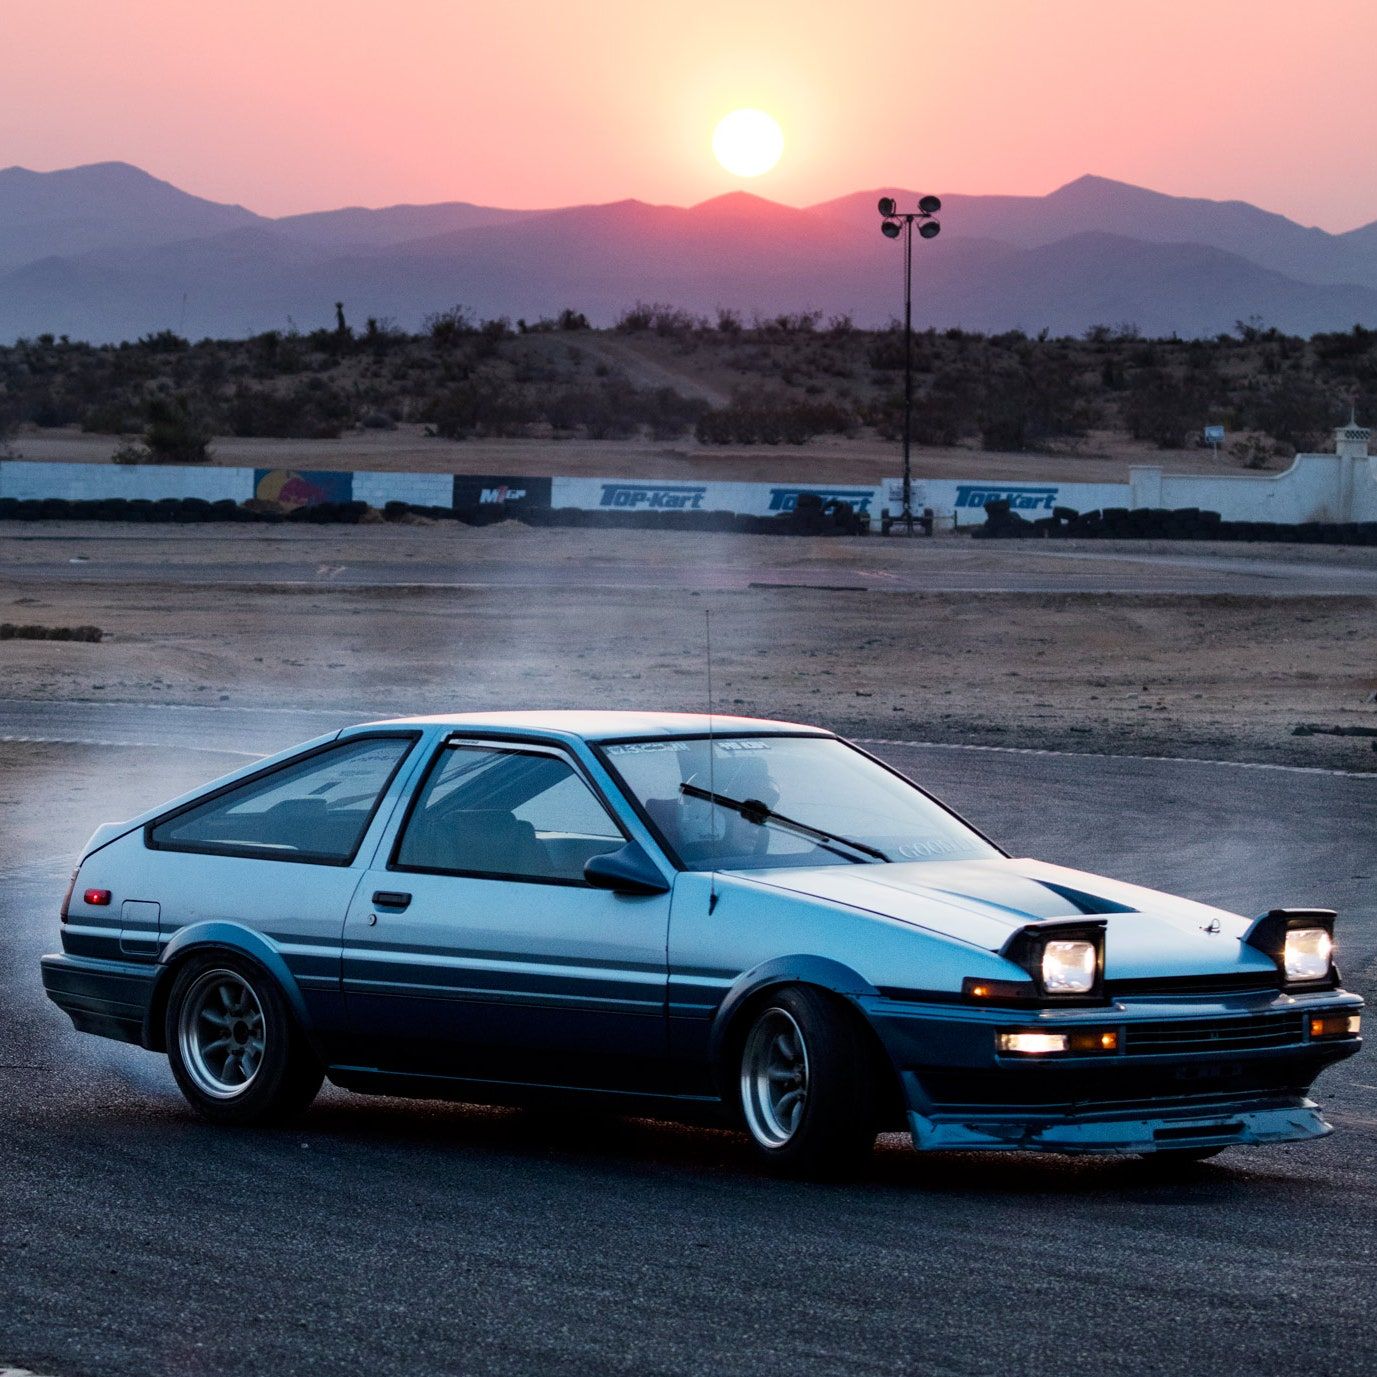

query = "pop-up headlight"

[1284,927,1333,984]
[999,920,1107,1002]
[1042,939,1098,995]
[1244,909,1338,989]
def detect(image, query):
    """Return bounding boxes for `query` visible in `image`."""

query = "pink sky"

[5,0,1376,229]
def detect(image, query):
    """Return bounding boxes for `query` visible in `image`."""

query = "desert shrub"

[81,398,144,433]
[422,382,537,439]
[1238,375,1336,450]
[615,302,700,336]
[1123,368,1208,448]
[225,381,351,439]
[137,330,189,353]
[697,394,853,445]
[547,381,706,439]
[143,394,213,463]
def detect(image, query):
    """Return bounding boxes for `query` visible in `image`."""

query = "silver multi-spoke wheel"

[176,968,266,1100]
[741,1007,810,1148]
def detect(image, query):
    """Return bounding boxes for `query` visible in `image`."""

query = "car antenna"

[706,607,720,915]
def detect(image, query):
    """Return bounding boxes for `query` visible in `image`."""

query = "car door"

[341,738,673,1091]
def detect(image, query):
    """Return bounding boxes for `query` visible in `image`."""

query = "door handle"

[372,890,412,910]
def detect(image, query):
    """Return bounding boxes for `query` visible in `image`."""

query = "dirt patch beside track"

[3,523,1375,771]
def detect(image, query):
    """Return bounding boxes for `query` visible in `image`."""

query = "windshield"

[601,734,998,871]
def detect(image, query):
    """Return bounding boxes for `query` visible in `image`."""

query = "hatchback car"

[42,711,1362,1175]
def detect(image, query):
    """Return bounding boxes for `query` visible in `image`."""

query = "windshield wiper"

[679,783,889,863]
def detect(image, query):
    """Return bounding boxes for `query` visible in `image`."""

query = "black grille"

[918,1058,1317,1112]
[1123,1012,1305,1056]
[1107,972,1281,998]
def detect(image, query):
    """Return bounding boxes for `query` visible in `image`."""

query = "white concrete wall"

[552,476,886,516]
[1131,455,1352,523]
[7,448,1377,527]
[892,443,1377,525]
[0,460,253,501]
[351,471,453,508]
[1350,459,1377,523]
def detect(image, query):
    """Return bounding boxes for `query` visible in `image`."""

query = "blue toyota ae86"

[42,711,1362,1176]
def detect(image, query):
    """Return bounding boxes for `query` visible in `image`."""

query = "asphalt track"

[8,538,1377,595]
[2,700,1375,1377]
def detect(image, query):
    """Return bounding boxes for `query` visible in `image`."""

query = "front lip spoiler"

[908,1096,1330,1155]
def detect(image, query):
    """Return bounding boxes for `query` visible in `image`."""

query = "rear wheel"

[737,986,880,1178]
[166,955,322,1125]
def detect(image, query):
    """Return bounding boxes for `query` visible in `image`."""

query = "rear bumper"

[41,952,157,1045]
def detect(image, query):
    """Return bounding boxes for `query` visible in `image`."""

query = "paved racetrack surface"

[2,702,1374,1377]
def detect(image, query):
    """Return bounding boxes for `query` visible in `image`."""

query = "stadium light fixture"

[877,195,943,535]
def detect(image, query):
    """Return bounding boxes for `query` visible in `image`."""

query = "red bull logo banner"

[253,469,353,510]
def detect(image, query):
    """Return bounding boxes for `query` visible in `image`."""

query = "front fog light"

[1284,926,1333,983]
[998,1031,1069,1055]
[1042,939,1097,994]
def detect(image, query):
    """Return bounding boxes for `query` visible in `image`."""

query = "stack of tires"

[973,500,1377,545]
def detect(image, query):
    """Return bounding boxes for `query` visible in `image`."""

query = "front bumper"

[861,988,1363,1156]
[41,952,157,1045]
[907,1095,1329,1154]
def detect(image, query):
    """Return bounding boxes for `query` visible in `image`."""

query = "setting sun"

[711,108,783,178]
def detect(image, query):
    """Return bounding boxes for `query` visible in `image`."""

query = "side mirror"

[584,841,669,896]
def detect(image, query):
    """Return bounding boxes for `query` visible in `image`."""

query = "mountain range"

[3,161,1377,342]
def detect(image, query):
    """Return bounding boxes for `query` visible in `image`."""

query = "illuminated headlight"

[997,1031,1068,1055]
[998,1028,1120,1056]
[1283,926,1333,983]
[1041,939,1098,994]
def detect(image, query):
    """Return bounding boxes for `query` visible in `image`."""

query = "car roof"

[348,710,832,743]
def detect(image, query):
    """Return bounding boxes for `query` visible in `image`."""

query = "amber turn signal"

[1309,1012,1360,1039]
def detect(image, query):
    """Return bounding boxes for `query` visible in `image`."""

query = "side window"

[395,745,623,882]
[150,736,414,864]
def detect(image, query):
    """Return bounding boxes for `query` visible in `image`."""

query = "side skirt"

[327,1063,729,1124]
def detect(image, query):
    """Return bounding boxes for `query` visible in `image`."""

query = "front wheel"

[166,955,323,1125]
[737,986,880,1178]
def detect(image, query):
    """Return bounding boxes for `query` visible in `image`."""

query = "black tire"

[165,953,323,1126]
[736,986,880,1179]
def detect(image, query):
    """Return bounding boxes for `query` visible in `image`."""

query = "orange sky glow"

[5,0,1376,230]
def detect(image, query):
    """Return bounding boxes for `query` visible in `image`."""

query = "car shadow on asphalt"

[253,1086,1335,1202]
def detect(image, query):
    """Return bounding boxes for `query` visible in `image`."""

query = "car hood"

[736,856,1272,979]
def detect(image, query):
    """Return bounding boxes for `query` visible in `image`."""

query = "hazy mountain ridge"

[2,162,1377,340]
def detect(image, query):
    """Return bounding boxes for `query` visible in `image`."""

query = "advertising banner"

[887,477,1133,521]
[552,477,885,518]
[452,474,553,517]
[254,469,353,509]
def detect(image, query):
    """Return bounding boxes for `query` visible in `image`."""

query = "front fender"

[145,921,315,1051]
[708,954,880,1069]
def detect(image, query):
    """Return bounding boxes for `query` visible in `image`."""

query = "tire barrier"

[0,496,370,524]
[974,499,1377,546]
[0,493,868,536]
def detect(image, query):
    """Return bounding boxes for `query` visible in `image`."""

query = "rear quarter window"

[148,735,415,865]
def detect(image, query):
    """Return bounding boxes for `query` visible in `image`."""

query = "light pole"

[878,195,941,534]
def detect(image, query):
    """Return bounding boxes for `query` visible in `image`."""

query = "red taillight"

[83,888,112,907]
[60,868,78,922]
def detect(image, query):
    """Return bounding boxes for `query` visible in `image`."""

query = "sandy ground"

[7,424,1245,484]
[2,522,1375,772]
